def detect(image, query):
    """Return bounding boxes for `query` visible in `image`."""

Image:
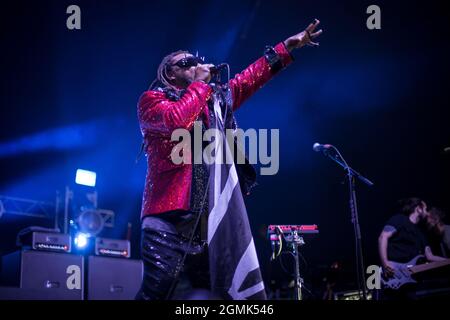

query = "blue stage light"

[75,169,96,187]
[74,233,89,248]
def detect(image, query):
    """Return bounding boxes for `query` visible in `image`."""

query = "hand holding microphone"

[195,63,228,84]
[210,63,228,74]
[195,63,228,83]
[194,63,215,83]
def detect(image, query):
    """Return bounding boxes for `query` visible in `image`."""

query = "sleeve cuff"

[274,42,294,67]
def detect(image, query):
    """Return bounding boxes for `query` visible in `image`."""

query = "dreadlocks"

[150,50,190,91]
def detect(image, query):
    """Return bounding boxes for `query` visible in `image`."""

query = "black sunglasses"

[171,56,205,69]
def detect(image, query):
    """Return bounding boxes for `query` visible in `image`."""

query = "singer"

[136,19,323,300]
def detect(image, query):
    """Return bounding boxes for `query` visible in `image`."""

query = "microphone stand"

[288,230,305,300]
[320,146,374,300]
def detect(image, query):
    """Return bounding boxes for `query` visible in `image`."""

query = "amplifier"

[31,232,71,253]
[1,250,84,299]
[87,256,142,300]
[95,237,130,258]
[0,286,82,300]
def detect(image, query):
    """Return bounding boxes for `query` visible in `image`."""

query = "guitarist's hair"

[398,197,425,215]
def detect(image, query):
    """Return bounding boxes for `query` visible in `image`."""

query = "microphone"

[313,143,332,152]
[210,63,228,74]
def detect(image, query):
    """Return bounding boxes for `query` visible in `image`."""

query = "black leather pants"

[135,213,208,300]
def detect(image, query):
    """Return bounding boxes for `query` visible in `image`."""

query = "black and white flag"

[207,94,266,300]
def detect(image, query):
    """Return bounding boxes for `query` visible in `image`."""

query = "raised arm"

[228,42,292,110]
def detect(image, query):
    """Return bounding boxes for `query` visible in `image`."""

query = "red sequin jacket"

[138,42,293,218]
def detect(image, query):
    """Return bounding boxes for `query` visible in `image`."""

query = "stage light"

[77,209,104,237]
[74,233,89,248]
[75,169,96,187]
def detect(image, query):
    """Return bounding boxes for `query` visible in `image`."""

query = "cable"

[276,234,282,257]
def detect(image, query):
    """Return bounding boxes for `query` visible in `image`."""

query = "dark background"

[1,0,449,297]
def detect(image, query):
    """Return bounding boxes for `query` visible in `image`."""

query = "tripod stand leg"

[293,242,302,300]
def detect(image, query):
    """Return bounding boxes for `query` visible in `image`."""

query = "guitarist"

[378,198,447,299]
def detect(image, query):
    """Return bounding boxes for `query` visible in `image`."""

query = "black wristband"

[264,45,283,74]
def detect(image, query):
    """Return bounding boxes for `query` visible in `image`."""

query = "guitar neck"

[410,259,450,274]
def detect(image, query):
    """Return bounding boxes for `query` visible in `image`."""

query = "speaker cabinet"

[88,256,142,300]
[1,250,84,300]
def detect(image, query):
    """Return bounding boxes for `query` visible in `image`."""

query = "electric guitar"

[381,255,450,290]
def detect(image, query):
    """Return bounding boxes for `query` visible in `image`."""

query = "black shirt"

[385,214,428,263]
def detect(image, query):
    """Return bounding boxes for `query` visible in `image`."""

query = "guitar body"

[381,255,450,290]
[381,255,424,290]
